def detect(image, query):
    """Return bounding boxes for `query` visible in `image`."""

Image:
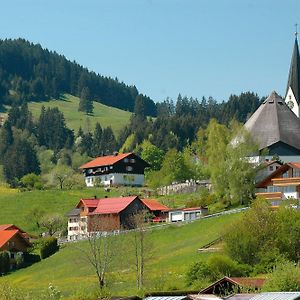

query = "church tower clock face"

[287,100,294,109]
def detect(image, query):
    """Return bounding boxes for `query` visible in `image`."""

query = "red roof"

[0,229,19,248]
[141,199,170,211]
[229,277,266,288]
[79,153,132,169]
[91,196,139,215]
[77,199,100,208]
[0,224,15,231]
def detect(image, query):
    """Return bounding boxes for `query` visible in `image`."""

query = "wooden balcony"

[255,192,283,200]
[272,177,300,186]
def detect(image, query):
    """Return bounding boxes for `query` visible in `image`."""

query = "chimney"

[113,151,119,156]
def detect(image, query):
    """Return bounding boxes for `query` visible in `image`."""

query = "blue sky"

[0,0,300,102]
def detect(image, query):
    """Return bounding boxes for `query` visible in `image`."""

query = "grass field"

[1,212,241,297]
[27,94,132,136]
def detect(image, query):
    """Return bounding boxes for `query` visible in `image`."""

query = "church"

[245,33,300,163]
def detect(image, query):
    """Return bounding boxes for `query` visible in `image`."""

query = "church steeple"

[285,29,300,117]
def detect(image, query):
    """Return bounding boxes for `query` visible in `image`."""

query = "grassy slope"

[0,188,121,234]
[28,94,132,135]
[2,213,241,296]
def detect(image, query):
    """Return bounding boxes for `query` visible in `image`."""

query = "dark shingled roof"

[244,91,300,151]
[286,38,300,104]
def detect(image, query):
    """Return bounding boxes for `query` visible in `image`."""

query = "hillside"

[0,38,157,116]
[1,212,241,296]
[28,94,132,135]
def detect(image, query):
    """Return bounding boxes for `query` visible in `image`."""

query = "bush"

[186,261,210,286]
[39,237,59,259]
[262,262,300,292]
[0,251,10,274]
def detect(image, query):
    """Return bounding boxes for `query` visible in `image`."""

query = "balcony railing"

[255,192,283,200]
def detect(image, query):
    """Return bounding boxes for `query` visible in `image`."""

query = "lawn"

[1,212,241,297]
[27,94,132,136]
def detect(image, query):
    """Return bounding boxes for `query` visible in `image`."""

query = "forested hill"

[0,38,157,116]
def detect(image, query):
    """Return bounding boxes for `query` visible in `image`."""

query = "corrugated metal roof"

[249,292,300,300]
[144,297,187,300]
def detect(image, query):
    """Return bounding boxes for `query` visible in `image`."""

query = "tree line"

[0,38,157,116]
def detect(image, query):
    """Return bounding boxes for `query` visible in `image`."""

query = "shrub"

[262,262,300,292]
[0,251,10,274]
[186,261,210,286]
[39,237,59,259]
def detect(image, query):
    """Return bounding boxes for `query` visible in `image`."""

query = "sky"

[0,0,300,103]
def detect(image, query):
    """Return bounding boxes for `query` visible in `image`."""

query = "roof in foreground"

[0,229,19,248]
[249,292,300,300]
[79,153,132,169]
[244,91,300,151]
[144,297,187,300]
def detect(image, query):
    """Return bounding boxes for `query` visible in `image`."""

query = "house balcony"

[255,192,283,200]
[272,177,300,186]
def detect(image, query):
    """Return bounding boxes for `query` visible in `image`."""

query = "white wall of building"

[85,173,145,187]
[285,87,299,117]
[68,216,88,241]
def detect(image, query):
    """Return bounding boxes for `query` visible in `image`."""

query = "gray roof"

[244,91,300,151]
[65,208,80,217]
[249,292,300,300]
[286,38,300,104]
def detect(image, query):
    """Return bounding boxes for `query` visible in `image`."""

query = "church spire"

[286,30,300,105]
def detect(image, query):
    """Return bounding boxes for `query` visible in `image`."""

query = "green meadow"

[1,212,241,297]
[28,94,132,135]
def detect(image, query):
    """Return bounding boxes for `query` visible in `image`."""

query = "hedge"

[40,237,59,259]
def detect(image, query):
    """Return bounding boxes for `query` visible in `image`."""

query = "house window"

[126,166,133,171]
[269,166,274,171]
[130,158,135,163]
[109,166,113,169]
[283,186,296,193]
[87,169,93,174]
[293,170,300,177]
[282,172,289,178]
[124,158,129,163]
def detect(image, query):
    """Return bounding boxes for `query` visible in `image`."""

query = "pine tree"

[92,122,103,156]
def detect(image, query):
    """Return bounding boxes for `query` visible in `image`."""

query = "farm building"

[66,196,150,241]
[0,224,32,268]
[79,152,149,187]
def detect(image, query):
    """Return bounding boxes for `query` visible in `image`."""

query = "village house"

[256,162,300,206]
[79,152,150,187]
[66,196,151,241]
[0,224,31,268]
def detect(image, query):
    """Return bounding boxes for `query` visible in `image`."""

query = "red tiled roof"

[90,196,139,215]
[77,199,100,208]
[79,153,132,169]
[0,224,15,231]
[141,199,170,211]
[229,277,266,288]
[288,162,300,169]
[0,229,19,248]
